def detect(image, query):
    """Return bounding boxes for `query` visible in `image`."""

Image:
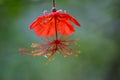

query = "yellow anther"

[31,43,37,48]
[46,53,51,56]
[64,55,67,58]
[32,50,35,53]
[77,50,80,54]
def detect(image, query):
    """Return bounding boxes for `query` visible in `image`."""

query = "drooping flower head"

[20,0,80,58]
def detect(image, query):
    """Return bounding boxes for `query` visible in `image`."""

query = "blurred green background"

[0,0,120,80]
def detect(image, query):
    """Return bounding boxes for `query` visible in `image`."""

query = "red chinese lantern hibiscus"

[20,0,81,58]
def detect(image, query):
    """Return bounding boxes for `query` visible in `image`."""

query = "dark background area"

[0,0,120,80]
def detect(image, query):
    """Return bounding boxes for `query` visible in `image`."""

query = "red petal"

[30,16,44,30]
[61,13,80,26]
[30,13,54,30]
[30,13,57,37]
[34,20,56,38]
[58,21,75,35]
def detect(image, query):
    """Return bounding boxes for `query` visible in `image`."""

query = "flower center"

[54,40,61,44]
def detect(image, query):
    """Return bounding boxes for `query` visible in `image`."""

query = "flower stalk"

[52,0,56,12]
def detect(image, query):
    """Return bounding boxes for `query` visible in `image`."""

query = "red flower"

[20,0,81,59]
[20,37,80,58]
[30,10,80,38]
